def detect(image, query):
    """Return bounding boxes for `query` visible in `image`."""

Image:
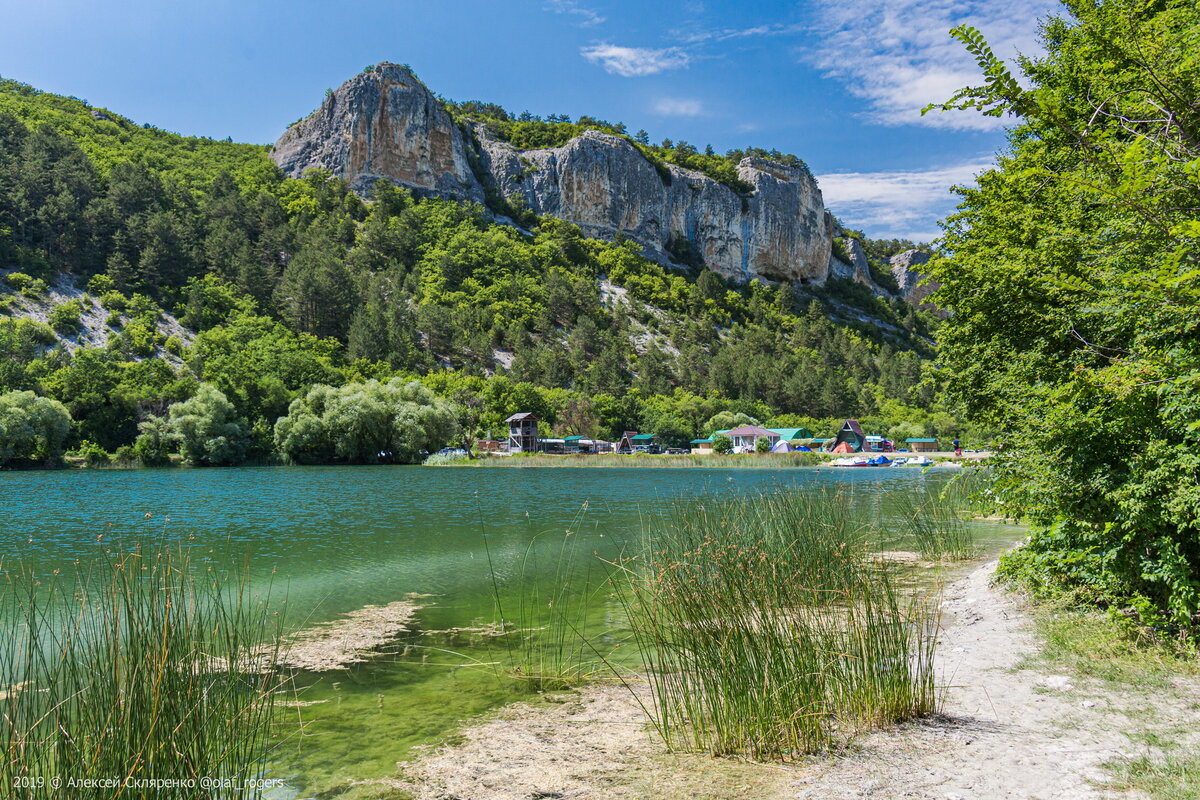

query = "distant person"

[952,438,962,457]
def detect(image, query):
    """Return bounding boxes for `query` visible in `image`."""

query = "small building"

[616,431,639,453]
[725,424,780,453]
[563,435,596,454]
[830,420,866,453]
[864,435,895,453]
[629,433,659,453]
[690,437,713,454]
[905,437,939,452]
[474,439,503,453]
[506,412,539,454]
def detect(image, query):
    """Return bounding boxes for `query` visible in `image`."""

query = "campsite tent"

[770,439,792,453]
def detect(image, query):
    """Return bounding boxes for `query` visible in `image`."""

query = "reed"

[0,542,287,799]
[487,506,615,692]
[620,487,939,759]
[899,478,979,561]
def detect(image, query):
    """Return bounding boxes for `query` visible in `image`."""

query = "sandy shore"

[380,559,1196,800]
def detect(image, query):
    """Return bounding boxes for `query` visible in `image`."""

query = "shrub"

[86,274,115,295]
[166,384,250,466]
[69,439,111,467]
[754,435,771,453]
[48,299,84,335]
[3,272,33,291]
[711,433,733,455]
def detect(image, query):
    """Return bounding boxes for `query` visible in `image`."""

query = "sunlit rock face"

[273,63,833,284]
[271,64,484,203]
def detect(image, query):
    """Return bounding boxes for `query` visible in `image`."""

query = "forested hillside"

[0,76,961,466]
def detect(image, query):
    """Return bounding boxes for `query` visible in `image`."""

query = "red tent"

[832,441,856,453]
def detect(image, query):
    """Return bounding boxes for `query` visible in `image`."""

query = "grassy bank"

[1022,603,1200,800]
[0,542,288,799]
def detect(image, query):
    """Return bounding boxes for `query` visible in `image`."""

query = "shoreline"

[381,556,1195,800]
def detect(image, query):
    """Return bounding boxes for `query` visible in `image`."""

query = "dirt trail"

[392,560,1196,800]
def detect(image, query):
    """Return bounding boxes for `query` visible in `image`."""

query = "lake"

[0,464,1015,797]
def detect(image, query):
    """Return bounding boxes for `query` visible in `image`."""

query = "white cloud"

[808,0,1059,130]
[581,43,690,77]
[816,158,994,241]
[545,0,605,28]
[676,22,805,45]
[653,97,703,116]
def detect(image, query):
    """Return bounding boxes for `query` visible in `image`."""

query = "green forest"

[0,75,959,468]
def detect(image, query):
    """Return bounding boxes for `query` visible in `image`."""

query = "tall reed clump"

[622,487,938,759]
[899,477,980,561]
[0,542,287,799]
[488,505,615,692]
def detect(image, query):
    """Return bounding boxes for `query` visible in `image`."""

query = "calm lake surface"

[0,465,1017,797]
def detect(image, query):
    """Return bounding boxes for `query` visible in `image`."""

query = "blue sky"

[0,0,1061,241]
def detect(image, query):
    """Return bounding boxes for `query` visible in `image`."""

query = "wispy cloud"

[808,0,1058,130]
[581,43,690,77]
[545,0,605,28]
[653,97,703,116]
[675,22,805,46]
[816,158,994,241]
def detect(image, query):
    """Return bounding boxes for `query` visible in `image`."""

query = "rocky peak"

[271,63,484,202]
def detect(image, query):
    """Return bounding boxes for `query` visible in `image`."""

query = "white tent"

[770,439,793,453]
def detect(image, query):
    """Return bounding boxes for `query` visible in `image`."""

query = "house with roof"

[506,412,539,454]
[689,437,713,454]
[905,437,939,453]
[725,424,780,452]
[829,419,866,453]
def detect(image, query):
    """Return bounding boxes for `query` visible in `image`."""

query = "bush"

[48,299,85,335]
[86,274,115,295]
[3,272,34,291]
[166,384,250,466]
[275,378,459,465]
[69,439,111,467]
[712,433,733,455]
[99,290,128,311]
[754,435,771,453]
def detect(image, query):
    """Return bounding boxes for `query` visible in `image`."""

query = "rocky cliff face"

[271,64,831,285]
[889,249,942,313]
[272,64,484,203]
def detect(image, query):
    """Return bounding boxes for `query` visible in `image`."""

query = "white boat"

[829,456,870,467]
[907,455,933,467]
[890,457,908,467]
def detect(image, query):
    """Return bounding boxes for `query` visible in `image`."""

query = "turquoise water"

[0,465,1012,798]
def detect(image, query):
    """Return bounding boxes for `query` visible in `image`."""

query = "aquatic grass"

[487,504,620,692]
[619,487,940,759]
[898,481,977,561]
[0,541,289,799]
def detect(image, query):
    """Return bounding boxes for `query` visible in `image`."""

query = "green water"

[0,465,1018,798]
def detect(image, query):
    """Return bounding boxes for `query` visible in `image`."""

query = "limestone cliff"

[272,64,484,203]
[889,249,942,313]
[271,64,831,285]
